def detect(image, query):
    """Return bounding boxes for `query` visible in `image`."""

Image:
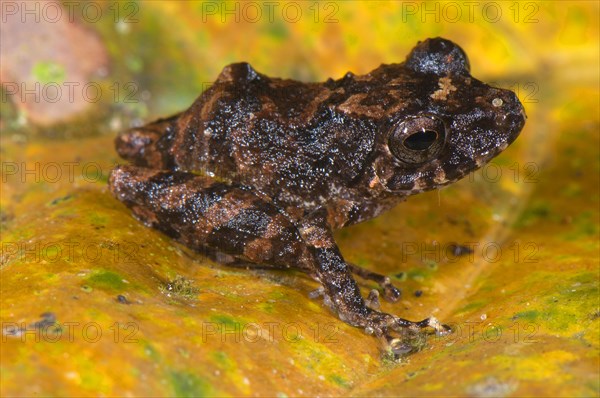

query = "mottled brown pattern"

[201,191,252,228]
[109,38,526,357]
[244,238,273,263]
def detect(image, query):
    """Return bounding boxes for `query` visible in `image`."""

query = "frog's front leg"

[299,209,450,353]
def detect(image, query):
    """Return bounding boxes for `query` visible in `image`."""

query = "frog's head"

[373,38,526,194]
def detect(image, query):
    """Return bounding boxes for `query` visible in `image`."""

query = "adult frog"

[109,38,526,355]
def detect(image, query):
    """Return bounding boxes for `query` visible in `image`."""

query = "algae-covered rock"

[1,1,598,396]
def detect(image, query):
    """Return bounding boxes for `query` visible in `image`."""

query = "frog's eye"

[388,116,446,164]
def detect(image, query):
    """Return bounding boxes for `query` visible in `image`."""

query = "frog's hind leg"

[108,165,314,271]
[346,263,401,302]
[115,113,181,168]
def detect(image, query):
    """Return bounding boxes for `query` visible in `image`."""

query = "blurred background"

[1,1,598,396]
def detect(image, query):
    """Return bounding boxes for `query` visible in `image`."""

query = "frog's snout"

[497,90,527,146]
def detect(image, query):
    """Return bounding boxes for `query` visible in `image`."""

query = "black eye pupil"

[403,130,438,150]
[387,115,446,164]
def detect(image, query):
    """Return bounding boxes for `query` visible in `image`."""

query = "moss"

[424,259,439,271]
[491,350,578,382]
[169,370,213,397]
[89,213,109,226]
[209,315,240,331]
[456,300,488,314]
[143,342,161,361]
[513,201,553,228]
[256,301,275,313]
[511,310,539,322]
[267,22,289,40]
[159,275,199,300]
[329,374,351,388]
[407,267,431,281]
[86,270,127,292]
[47,194,73,206]
[563,211,599,240]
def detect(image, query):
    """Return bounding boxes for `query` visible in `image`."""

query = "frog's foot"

[363,311,452,357]
[115,113,181,168]
[347,263,401,302]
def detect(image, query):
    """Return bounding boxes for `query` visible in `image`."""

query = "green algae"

[85,270,128,292]
[169,370,214,397]
[159,275,200,301]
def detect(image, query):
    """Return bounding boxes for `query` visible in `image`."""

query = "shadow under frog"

[109,38,526,356]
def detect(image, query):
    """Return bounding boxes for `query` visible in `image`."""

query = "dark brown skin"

[109,38,526,356]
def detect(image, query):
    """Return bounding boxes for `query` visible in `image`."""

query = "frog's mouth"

[378,160,459,195]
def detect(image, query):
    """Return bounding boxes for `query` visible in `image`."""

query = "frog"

[108,38,526,356]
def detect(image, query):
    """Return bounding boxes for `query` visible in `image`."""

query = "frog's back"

[113,61,428,211]
[152,63,377,208]
[114,63,332,173]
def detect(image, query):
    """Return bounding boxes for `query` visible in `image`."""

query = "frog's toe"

[364,312,453,359]
[381,279,401,302]
[393,316,452,336]
[365,289,381,310]
[345,264,402,302]
[380,330,429,360]
[388,338,414,357]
